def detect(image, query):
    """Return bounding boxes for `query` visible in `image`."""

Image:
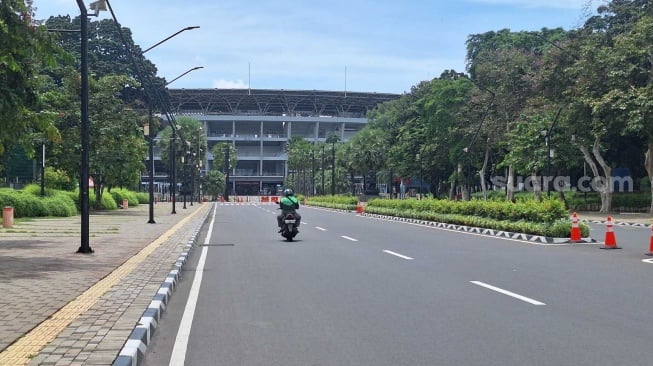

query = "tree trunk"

[479,142,490,200]
[592,138,612,213]
[645,141,653,214]
[578,140,612,213]
[532,172,542,201]
[449,166,459,200]
[458,163,470,200]
[506,165,514,202]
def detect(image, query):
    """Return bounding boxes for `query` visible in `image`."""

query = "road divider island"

[305,195,590,238]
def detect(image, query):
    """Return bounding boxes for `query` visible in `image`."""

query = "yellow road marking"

[0,205,209,366]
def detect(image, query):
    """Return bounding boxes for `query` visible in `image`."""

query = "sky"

[32,0,601,94]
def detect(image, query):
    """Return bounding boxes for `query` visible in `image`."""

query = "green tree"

[0,0,61,161]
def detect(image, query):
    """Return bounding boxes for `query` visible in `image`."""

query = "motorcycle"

[280,212,299,241]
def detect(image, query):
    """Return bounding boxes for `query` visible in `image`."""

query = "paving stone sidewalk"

[576,211,653,226]
[0,201,210,365]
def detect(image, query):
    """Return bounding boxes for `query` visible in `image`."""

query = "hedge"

[0,186,77,218]
[305,195,358,210]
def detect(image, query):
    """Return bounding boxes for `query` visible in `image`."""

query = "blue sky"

[33,0,599,94]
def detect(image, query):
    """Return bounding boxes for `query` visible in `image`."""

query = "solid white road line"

[315,227,327,231]
[341,235,358,242]
[169,204,218,366]
[383,250,413,260]
[470,281,546,306]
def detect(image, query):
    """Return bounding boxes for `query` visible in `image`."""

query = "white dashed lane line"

[383,250,413,260]
[341,236,358,242]
[470,281,546,306]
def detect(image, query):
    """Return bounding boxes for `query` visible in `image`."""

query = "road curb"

[112,208,211,366]
[360,212,597,244]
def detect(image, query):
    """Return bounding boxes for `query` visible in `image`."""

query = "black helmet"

[284,188,294,197]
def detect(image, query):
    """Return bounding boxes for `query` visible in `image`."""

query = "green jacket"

[279,196,299,213]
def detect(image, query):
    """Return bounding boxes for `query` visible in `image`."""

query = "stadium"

[147,88,401,196]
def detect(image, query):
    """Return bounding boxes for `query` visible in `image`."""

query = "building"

[151,88,400,196]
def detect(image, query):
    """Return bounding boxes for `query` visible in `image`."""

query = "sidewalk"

[576,211,653,226]
[0,201,211,365]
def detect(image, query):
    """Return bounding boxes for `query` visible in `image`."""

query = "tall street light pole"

[143,48,200,217]
[163,66,203,214]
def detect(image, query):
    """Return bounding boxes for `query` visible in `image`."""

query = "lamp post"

[326,134,339,195]
[181,153,188,210]
[543,108,562,196]
[223,145,230,201]
[164,66,203,214]
[144,108,155,223]
[76,0,107,254]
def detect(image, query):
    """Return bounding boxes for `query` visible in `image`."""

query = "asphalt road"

[143,203,653,366]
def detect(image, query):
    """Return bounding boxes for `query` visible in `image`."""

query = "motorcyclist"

[277,188,301,232]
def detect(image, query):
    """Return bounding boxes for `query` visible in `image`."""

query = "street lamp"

[181,151,188,209]
[542,108,562,196]
[76,0,107,254]
[326,134,340,195]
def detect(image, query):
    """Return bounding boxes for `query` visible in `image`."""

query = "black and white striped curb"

[112,209,211,366]
[361,212,596,244]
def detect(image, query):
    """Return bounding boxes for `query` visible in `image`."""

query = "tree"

[0,0,61,161]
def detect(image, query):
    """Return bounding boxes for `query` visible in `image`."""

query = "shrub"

[109,188,140,207]
[135,192,149,204]
[0,187,77,217]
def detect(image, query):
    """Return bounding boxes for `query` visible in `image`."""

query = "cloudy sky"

[33,0,600,94]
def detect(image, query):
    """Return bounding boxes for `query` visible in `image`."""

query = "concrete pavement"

[0,200,211,366]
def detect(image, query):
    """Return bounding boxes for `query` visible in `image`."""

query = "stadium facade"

[148,88,401,196]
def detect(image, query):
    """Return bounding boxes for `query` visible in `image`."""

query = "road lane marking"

[316,227,327,231]
[169,204,218,365]
[470,281,546,306]
[383,250,413,260]
[341,235,358,242]
[642,258,653,264]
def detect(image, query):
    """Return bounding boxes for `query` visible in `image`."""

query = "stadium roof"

[167,88,401,118]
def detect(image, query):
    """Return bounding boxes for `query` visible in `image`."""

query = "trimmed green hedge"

[109,188,140,208]
[367,197,568,223]
[363,205,589,238]
[0,186,77,218]
[306,195,358,210]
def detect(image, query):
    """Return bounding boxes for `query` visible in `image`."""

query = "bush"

[109,188,140,207]
[364,204,589,237]
[366,197,567,223]
[135,192,149,204]
[305,195,358,210]
[0,187,77,218]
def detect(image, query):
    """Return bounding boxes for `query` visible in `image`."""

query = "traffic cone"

[600,216,621,249]
[569,212,582,243]
[647,225,653,256]
[356,202,362,214]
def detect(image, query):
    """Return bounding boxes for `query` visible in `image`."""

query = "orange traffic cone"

[569,212,582,243]
[356,202,362,214]
[601,216,621,249]
[646,225,653,255]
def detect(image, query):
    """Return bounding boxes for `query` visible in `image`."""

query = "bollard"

[3,206,14,228]
[122,198,129,209]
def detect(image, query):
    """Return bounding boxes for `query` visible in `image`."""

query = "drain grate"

[199,243,235,246]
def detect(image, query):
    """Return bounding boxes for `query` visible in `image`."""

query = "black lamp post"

[223,145,230,201]
[145,107,155,223]
[326,134,339,195]
[543,108,562,196]
[76,0,101,254]
[181,153,187,209]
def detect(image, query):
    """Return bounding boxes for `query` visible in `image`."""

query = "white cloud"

[467,0,596,9]
[212,79,248,89]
